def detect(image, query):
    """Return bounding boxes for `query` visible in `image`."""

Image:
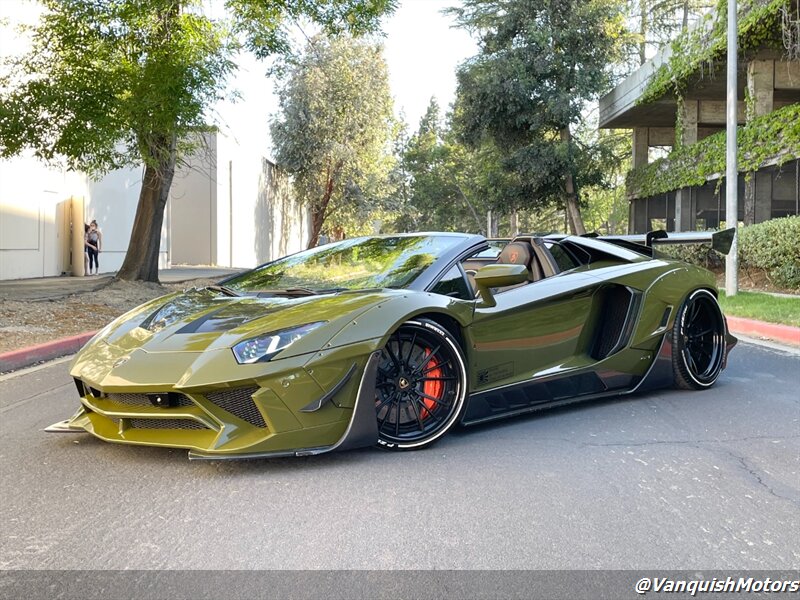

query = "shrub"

[659,243,721,270]
[739,216,800,290]
[658,216,800,291]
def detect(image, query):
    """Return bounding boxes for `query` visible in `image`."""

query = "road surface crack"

[717,447,800,508]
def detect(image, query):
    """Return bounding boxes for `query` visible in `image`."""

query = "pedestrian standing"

[85,220,102,275]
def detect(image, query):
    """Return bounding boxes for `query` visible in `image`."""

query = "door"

[469,271,600,393]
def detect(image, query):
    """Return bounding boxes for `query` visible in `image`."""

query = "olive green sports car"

[47,230,737,459]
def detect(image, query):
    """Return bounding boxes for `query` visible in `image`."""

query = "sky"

[212,0,479,160]
[381,0,478,128]
[0,0,479,158]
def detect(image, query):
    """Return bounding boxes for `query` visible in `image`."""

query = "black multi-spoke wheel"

[672,289,726,390]
[375,319,467,450]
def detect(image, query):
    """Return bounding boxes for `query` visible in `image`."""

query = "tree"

[271,35,396,247]
[576,126,631,234]
[395,98,484,233]
[450,0,631,235]
[0,0,395,282]
[630,0,715,65]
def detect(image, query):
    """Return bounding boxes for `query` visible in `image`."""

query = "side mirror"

[474,264,529,307]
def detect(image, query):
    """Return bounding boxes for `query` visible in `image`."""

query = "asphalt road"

[1,341,798,571]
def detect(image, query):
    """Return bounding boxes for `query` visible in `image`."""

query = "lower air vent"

[129,418,209,430]
[205,387,267,428]
[108,393,194,407]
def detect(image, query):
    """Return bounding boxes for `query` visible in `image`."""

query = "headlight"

[232,322,326,364]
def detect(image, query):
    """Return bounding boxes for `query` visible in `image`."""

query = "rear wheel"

[375,319,467,450]
[672,289,726,390]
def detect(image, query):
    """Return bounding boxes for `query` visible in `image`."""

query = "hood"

[97,288,396,356]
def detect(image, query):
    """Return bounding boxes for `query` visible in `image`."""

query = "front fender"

[324,292,474,350]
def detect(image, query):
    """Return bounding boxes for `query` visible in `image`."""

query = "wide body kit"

[48,231,737,458]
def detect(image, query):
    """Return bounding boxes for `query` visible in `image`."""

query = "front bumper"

[48,340,382,459]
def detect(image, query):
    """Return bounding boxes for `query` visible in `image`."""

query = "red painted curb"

[0,331,98,373]
[727,316,800,347]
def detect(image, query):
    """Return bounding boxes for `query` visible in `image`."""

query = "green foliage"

[0,0,236,174]
[573,124,632,234]
[643,1,717,44]
[389,99,486,233]
[662,217,800,290]
[659,243,724,269]
[739,215,800,289]
[638,0,788,105]
[228,0,397,59]
[271,35,396,244]
[450,0,634,232]
[626,103,800,198]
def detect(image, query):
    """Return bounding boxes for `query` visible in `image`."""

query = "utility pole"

[725,0,739,296]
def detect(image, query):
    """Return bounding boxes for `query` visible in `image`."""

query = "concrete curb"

[726,316,800,347]
[0,331,97,373]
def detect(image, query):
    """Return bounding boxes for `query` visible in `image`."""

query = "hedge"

[660,216,800,290]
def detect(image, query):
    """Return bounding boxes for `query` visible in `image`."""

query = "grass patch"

[718,291,800,327]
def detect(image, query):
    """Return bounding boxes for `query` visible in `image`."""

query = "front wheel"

[672,289,726,390]
[375,319,467,450]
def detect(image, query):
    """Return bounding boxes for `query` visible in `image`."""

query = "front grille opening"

[205,387,267,428]
[73,378,85,397]
[129,418,209,430]
[107,392,194,408]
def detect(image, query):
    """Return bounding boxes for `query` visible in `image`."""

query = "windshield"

[224,235,468,293]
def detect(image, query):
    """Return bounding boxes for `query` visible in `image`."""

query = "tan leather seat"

[495,241,543,281]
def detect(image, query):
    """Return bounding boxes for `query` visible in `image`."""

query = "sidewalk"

[0,265,243,302]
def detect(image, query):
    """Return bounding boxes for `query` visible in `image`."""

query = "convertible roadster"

[47,230,737,459]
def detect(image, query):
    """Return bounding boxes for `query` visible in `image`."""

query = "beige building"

[599,2,800,233]
[0,136,310,281]
[169,133,310,269]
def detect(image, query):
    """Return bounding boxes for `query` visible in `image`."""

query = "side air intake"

[590,286,640,360]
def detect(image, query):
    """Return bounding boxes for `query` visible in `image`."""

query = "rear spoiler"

[590,228,735,256]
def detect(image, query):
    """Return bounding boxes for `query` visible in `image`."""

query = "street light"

[725,0,739,296]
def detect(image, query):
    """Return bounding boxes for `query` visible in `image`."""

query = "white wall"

[85,167,169,274]
[0,155,87,280]
[214,133,310,269]
[169,135,217,265]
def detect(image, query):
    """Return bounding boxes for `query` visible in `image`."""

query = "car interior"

[459,237,561,297]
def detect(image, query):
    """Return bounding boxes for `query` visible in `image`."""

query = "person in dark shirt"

[85,220,102,275]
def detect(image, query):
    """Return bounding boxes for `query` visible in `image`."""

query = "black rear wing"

[593,228,735,256]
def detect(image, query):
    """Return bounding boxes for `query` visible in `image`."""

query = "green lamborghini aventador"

[47,230,737,459]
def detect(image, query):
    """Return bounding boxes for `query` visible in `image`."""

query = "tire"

[672,289,726,390]
[375,319,468,450]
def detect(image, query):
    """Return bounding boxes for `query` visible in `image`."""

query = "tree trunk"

[117,136,177,282]
[306,161,342,249]
[743,175,755,226]
[559,127,586,235]
[307,205,326,248]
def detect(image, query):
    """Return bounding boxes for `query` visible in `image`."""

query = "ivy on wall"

[637,0,788,106]
[626,103,800,198]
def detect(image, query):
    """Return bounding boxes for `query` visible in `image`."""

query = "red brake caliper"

[420,350,443,419]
